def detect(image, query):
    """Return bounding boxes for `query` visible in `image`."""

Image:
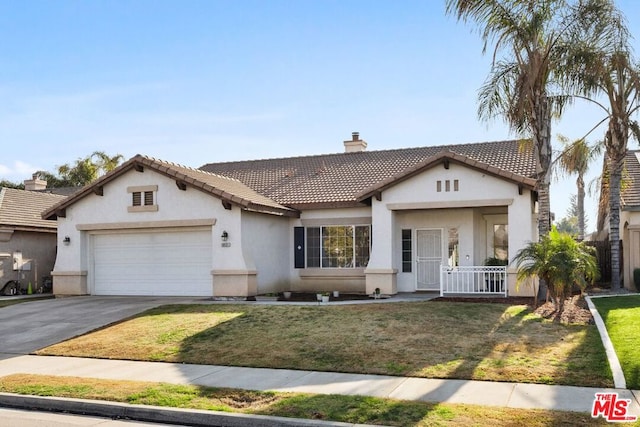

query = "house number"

[221,242,231,248]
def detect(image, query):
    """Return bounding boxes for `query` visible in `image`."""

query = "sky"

[1,0,639,232]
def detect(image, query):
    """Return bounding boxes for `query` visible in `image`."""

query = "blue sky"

[1,0,639,231]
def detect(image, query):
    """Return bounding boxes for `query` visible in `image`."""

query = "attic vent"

[344,132,367,153]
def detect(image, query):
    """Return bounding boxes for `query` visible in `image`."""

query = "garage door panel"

[92,230,212,296]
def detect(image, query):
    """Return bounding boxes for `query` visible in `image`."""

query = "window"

[127,185,158,212]
[305,225,370,268]
[448,228,459,267]
[131,191,154,206]
[402,229,412,272]
[493,224,508,260]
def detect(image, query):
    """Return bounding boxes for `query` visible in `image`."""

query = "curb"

[585,296,626,389]
[0,393,376,427]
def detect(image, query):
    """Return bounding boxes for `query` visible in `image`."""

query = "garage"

[92,229,213,296]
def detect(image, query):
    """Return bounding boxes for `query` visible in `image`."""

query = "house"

[598,150,640,290]
[43,134,540,297]
[0,177,67,294]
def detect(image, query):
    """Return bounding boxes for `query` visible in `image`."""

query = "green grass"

[591,295,640,389]
[0,374,615,426]
[38,301,613,387]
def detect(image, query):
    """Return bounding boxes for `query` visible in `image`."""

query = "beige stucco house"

[0,181,67,294]
[43,135,540,297]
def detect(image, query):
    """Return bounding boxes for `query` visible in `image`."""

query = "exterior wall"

[366,162,537,296]
[0,230,57,292]
[622,210,640,291]
[289,207,371,293]
[240,210,290,294]
[52,168,243,296]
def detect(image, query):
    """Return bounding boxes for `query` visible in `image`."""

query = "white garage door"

[92,230,213,296]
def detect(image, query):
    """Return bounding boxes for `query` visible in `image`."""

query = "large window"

[306,225,370,268]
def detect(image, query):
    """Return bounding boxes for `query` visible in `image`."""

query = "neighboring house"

[43,134,540,297]
[598,150,640,290]
[0,177,67,293]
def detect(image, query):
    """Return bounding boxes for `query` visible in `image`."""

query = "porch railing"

[440,265,508,297]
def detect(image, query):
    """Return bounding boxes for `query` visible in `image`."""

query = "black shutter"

[294,227,305,268]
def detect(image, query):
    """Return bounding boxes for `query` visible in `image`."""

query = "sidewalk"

[1,353,638,415]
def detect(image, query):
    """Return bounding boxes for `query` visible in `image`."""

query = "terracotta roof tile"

[0,188,66,230]
[622,151,640,208]
[200,140,537,208]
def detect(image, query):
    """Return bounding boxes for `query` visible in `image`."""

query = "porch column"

[365,199,397,295]
[507,192,537,296]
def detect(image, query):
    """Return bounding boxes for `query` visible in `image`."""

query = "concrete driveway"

[0,296,206,355]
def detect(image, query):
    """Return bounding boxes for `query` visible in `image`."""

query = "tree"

[38,151,124,188]
[0,180,24,190]
[555,136,600,240]
[562,0,640,289]
[555,194,582,237]
[445,0,585,239]
[514,227,599,313]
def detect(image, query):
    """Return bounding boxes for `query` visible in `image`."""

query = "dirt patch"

[433,294,594,325]
[248,292,372,302]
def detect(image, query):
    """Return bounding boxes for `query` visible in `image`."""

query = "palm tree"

[445,0,584,238]
[514,227,599,313]
[91,151,124,176]
[555,136,601,240]
[561,0,640,289]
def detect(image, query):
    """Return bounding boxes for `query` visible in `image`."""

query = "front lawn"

[38,301,612,387]
[0,296,53,309]
[591,295,640,389]
[0,374,612,426]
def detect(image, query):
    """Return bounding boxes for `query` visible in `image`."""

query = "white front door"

[416,229,442,291]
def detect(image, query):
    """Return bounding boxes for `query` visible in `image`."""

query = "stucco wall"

[0,230,57,292]
[241,210,290,293]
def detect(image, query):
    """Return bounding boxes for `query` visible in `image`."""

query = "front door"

[416,229,442,291]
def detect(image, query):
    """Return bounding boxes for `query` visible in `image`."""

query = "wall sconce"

[221,231,229,242]
[63,236,71,245]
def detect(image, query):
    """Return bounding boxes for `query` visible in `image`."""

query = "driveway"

[0,296,206,355]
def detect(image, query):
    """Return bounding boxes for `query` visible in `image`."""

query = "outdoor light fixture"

[63,236,71,245]
[221,231,229,242]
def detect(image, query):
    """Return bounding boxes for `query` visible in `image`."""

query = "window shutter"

[294,227,305,268]
[132,192,141,206]
[144,191,154,206]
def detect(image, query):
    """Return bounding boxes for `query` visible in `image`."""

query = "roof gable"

[42,155,299,220]
[356,150,537,201]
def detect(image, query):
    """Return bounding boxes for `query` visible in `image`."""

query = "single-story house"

[43,134,540,297]
[1,177,67,293]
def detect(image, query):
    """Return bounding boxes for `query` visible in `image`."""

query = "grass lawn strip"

[0,374,613,426]
[591,295,640,389]
[37,302,612,388]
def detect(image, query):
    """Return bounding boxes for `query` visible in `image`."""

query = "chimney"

[24,173,47,191]
[343,131,367,153]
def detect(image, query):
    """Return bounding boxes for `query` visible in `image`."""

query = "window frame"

[127,185,158,213]
[305,224,371,269]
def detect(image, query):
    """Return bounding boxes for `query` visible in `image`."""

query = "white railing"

[440,265,508,297]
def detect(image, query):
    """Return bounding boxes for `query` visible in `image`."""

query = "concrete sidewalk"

[1,354,638,416]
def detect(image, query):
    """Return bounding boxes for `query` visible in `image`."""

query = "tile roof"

[200,139,538,209]
[0,188,66,231]
[42,155,298,220]
[621,151,640,209]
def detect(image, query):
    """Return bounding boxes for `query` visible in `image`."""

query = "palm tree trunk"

[577,175,585,241]
[536,97,553,238]
[609,143,626,290]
